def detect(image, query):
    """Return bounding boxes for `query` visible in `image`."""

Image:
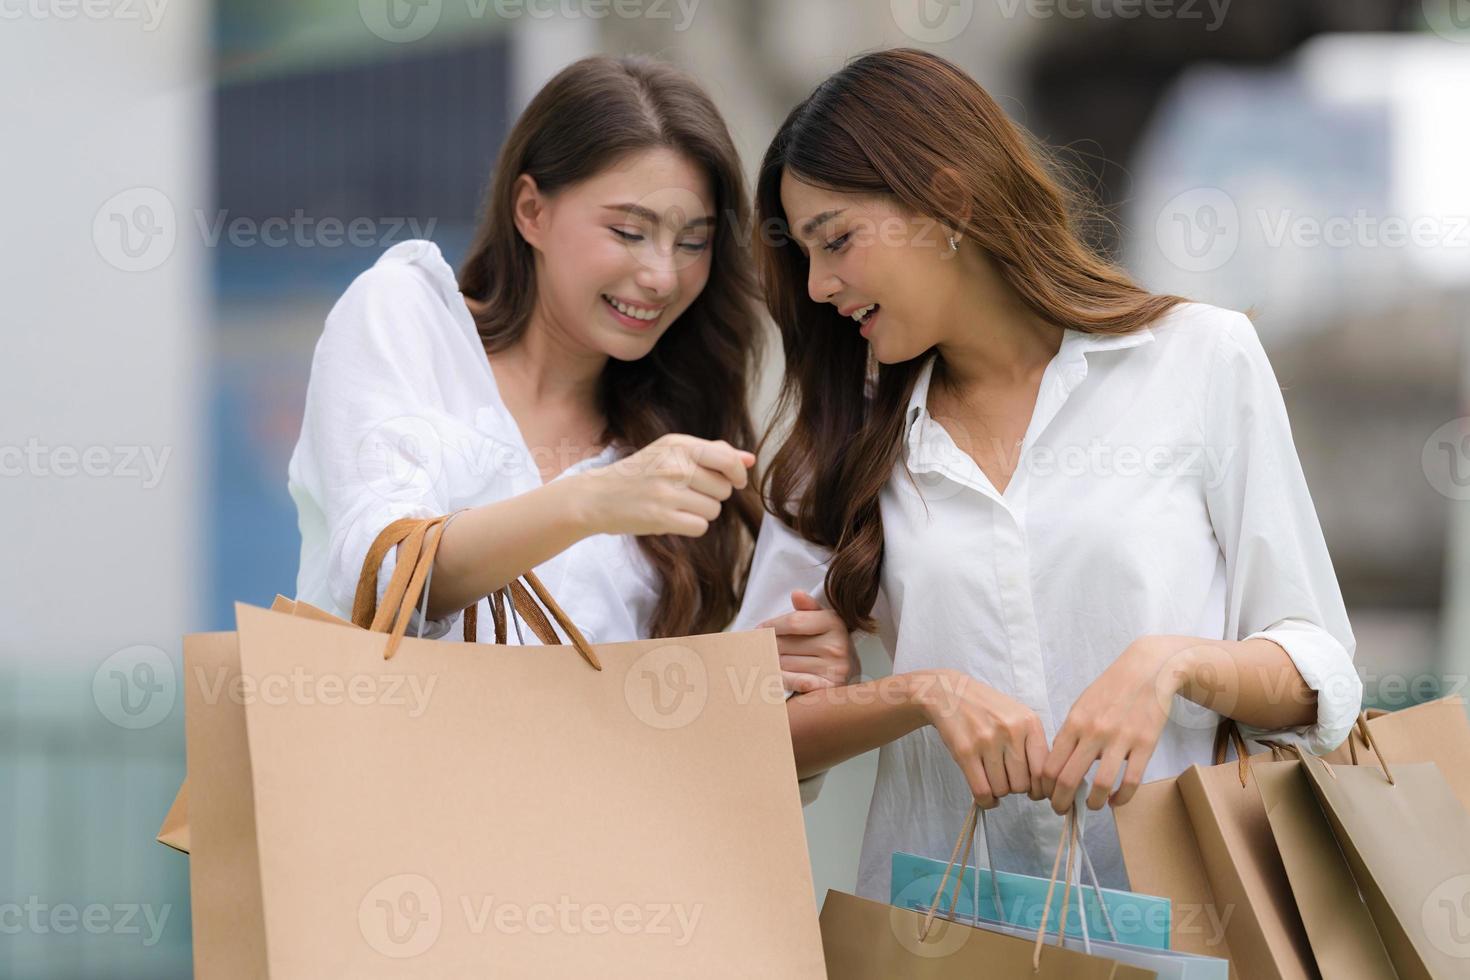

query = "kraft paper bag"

[155,594,352,856]
[185,628,268,979]
[185,514,827,977]
[155,778,189,854]
[1114,721,1316,980]
[1253,758,1398,979]
[1263,722,1470,980]
[1321,696,1470,809]
[231,601,825,977]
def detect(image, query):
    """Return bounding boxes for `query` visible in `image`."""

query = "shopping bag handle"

[1344,711,1395,782]
[917,799,1117,971]
[351,514,601,669]
[1260,712,1395,786]
[1212,718,1255,787]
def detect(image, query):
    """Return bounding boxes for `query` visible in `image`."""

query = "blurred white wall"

[1,4,208,976]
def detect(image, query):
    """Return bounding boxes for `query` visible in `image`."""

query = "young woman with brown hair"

[288,56,854,696]
[730,48,1361,897]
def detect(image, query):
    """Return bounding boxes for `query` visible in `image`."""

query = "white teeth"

[604,295,661,321]
[850,303,876,322]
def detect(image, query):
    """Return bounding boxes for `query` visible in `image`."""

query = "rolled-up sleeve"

[1202,313,1362,754]
[288,264,458,638]
[731,510,842,806]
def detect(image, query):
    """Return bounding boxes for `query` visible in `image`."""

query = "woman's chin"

[597,329,663,362]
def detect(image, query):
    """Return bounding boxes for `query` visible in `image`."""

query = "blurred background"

[4,0,1469,975]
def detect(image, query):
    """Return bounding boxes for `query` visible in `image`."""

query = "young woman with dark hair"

[289,56,855,699]
[730,48,1361,897]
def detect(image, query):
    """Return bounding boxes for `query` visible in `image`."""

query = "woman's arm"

[1037,632,1319,814]
[421,433,754,621]
[785,673,929,779]
[787,668,1050,807]
[420,477,594,622]
[1172,634,1318,731]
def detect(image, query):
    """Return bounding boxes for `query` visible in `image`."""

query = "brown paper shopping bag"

[156,595,354,856]
[820,802,1158,979]
[1253,729,1397,979]
[1321,695,1470,808]
[188,514,826,978]
[158,516,568,856]
[1261,718,1470,980]
[1114,721,1316,980]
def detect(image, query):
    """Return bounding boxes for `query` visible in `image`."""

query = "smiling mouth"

[850,303,879,325]
[601,293,665,324]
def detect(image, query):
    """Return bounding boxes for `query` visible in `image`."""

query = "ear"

[511,173,548,249]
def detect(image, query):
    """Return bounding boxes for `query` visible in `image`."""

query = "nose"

[633,250,678,299]
[807,260,840,306]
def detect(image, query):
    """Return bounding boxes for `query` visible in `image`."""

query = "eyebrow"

[799,209,846,238]
[603,203,714,230]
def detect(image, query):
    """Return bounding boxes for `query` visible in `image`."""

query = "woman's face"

[516,147,715,362]
[780,172,964,365]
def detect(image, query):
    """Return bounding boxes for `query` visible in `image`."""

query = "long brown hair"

[757,48,1186,632]
[459,55,762,637]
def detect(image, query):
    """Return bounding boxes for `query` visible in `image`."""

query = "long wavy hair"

[756,48,1187,632]
[459,55,763,637]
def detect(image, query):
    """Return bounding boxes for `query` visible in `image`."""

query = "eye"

[677,239,709,254]
[610,227,644,242]
[821,232,851,254]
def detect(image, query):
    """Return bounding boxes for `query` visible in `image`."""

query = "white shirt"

[288,240,660,644]
[731,301,1361,901]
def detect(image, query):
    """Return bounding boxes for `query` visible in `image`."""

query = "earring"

[948,236,959,252]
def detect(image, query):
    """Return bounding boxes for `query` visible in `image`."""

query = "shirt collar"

[904,326,1155,429]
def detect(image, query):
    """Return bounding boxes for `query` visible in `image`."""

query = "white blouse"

[730,301,1361,900]
[288,240,660,644]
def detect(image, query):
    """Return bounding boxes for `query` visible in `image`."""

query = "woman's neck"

[476,297,607,417]
[933,251,1065,390]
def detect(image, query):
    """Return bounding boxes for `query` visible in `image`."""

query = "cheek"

[674,252,712,310]
[548,229,628,301]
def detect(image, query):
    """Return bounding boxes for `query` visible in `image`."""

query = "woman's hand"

[573,434,754,538]
[757,590,860,694]
[910,668,1049,808]
[1041,636,1193,813]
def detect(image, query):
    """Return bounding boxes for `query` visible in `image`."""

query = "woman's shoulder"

[1146,300,1267,376]
[1149,300,1253,344]
[334,239,462,318]
[320,240,479,361]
